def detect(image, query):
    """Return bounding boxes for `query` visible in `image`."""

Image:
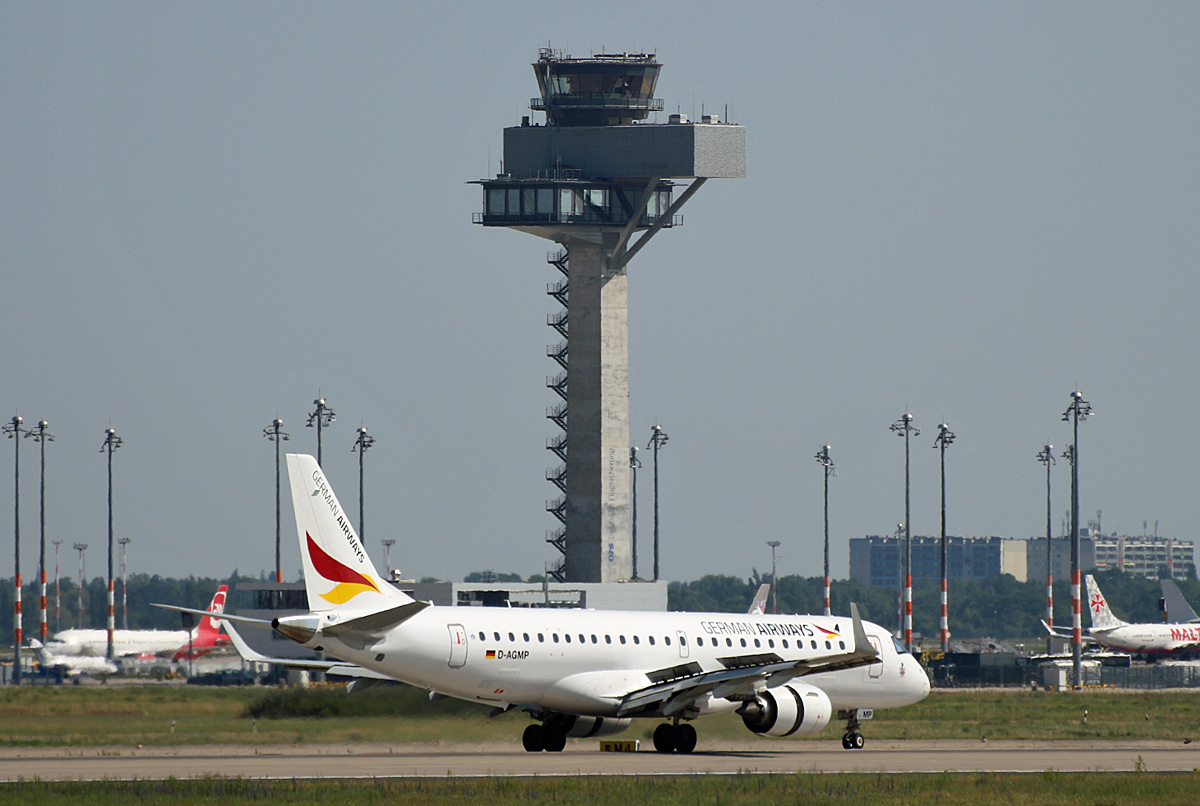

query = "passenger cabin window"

[538,633,545,643]
[508,632,515,642]
[633,636,640,645]
[494,632,501,641]
[523,633,530,642]
[565,634,571,643]
[553,634,560,643]
[619,635,626,645]
[648,637,655,646]
[579,634,585,644]
[740,638,747,647]
[605,635,612,644]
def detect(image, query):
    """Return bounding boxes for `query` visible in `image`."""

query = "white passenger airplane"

[1044,575,1200,657]
[34,585,230,672]
[160,454,929,753]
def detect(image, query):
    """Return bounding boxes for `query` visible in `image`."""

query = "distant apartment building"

[853,533,1196,588]
[849,535,1028,588]
[1092,535,1195,580]
[1025,537,1097,583]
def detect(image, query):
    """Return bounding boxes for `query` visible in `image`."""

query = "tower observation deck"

[474,49,745,583]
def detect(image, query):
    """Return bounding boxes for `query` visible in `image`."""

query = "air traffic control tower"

[474,49,745,583]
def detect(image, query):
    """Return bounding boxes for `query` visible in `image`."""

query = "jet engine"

[560,715,633,738]
[739,682,832,738]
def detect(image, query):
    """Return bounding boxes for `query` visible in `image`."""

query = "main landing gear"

[652,721,697,754]
[522,722,566,752]
[840,710,866,750]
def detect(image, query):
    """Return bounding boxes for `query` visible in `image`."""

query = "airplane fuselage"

[1090,622,1200,655]
[48,629,193,658]
[294,606,928,719]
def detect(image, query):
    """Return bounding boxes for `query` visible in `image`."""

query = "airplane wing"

[616,603,880,718]
[222,621,394,680]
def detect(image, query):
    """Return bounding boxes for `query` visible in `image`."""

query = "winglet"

[850,603,879,661]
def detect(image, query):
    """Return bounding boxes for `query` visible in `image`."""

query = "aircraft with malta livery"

[160,455,929,753]
[33,584,230,673]
[1043,575,1200,657]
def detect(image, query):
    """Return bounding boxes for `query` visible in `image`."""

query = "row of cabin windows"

[475,630,847,652]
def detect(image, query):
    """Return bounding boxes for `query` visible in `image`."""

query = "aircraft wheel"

[522,724,544,752]
[652,723,677,753]
[542,726,567,752]
[675,723,697,754]
[849,732,865,750]
[841,733,852,750]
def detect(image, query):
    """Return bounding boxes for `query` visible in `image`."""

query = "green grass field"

[5,772,1200,806]
[0,684,1197,747]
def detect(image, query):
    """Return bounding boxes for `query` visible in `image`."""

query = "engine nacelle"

[740,682,833,738]
[561,715,633,738]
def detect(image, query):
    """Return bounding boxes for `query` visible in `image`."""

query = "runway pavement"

[2,739,1197,781]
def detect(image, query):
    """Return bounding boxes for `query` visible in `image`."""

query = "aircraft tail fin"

[1161,579,1200,624]
[287,453,414,613]
[173,585,231,660]
[748,584,770,615]
[1085,575,1127,630]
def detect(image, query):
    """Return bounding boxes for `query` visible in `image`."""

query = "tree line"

[2,568,1195,644]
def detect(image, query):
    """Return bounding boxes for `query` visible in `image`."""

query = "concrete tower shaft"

[475,50,744,583]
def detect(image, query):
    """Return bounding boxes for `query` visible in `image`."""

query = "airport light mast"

[74,542,87,627]
[1036,444,1055,655]
[933,423,955,653]
[118,537,131,630]
[4,415,28,684]
[1062,391,1093,688]
[649,424,669,582]
[307,397,336,468]
[29,420,54,651]
[814,445,836,616]
[263,418,290,583]
[52,539,62,632]
[890,413,919,653]
[766,540,781,615]
[474,49,744,582]
[352,426,376,540]
[99,427,123,662]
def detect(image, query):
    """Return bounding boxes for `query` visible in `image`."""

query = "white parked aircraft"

[161,455,929,753]
[34,585,230,672]
[1044,575,1200,657]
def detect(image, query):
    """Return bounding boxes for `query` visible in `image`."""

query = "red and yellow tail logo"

[815,625,842,639]
[306,533,380,604]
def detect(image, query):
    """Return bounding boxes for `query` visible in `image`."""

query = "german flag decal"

[306,533,380,604]
[486,649,496,659]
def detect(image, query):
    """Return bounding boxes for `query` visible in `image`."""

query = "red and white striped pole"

[934,423,956,653]
[101,427,123,662]
[815,446,835,617]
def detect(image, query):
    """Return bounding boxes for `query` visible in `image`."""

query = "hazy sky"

[3,3,1198,588]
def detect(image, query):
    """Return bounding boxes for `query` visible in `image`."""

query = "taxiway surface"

[1,740,1197,781]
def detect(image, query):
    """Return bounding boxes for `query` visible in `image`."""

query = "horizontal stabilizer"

[324,600,430,637]
[152,602,273,628]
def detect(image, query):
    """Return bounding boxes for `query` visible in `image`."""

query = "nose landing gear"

[839,709,866,750]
